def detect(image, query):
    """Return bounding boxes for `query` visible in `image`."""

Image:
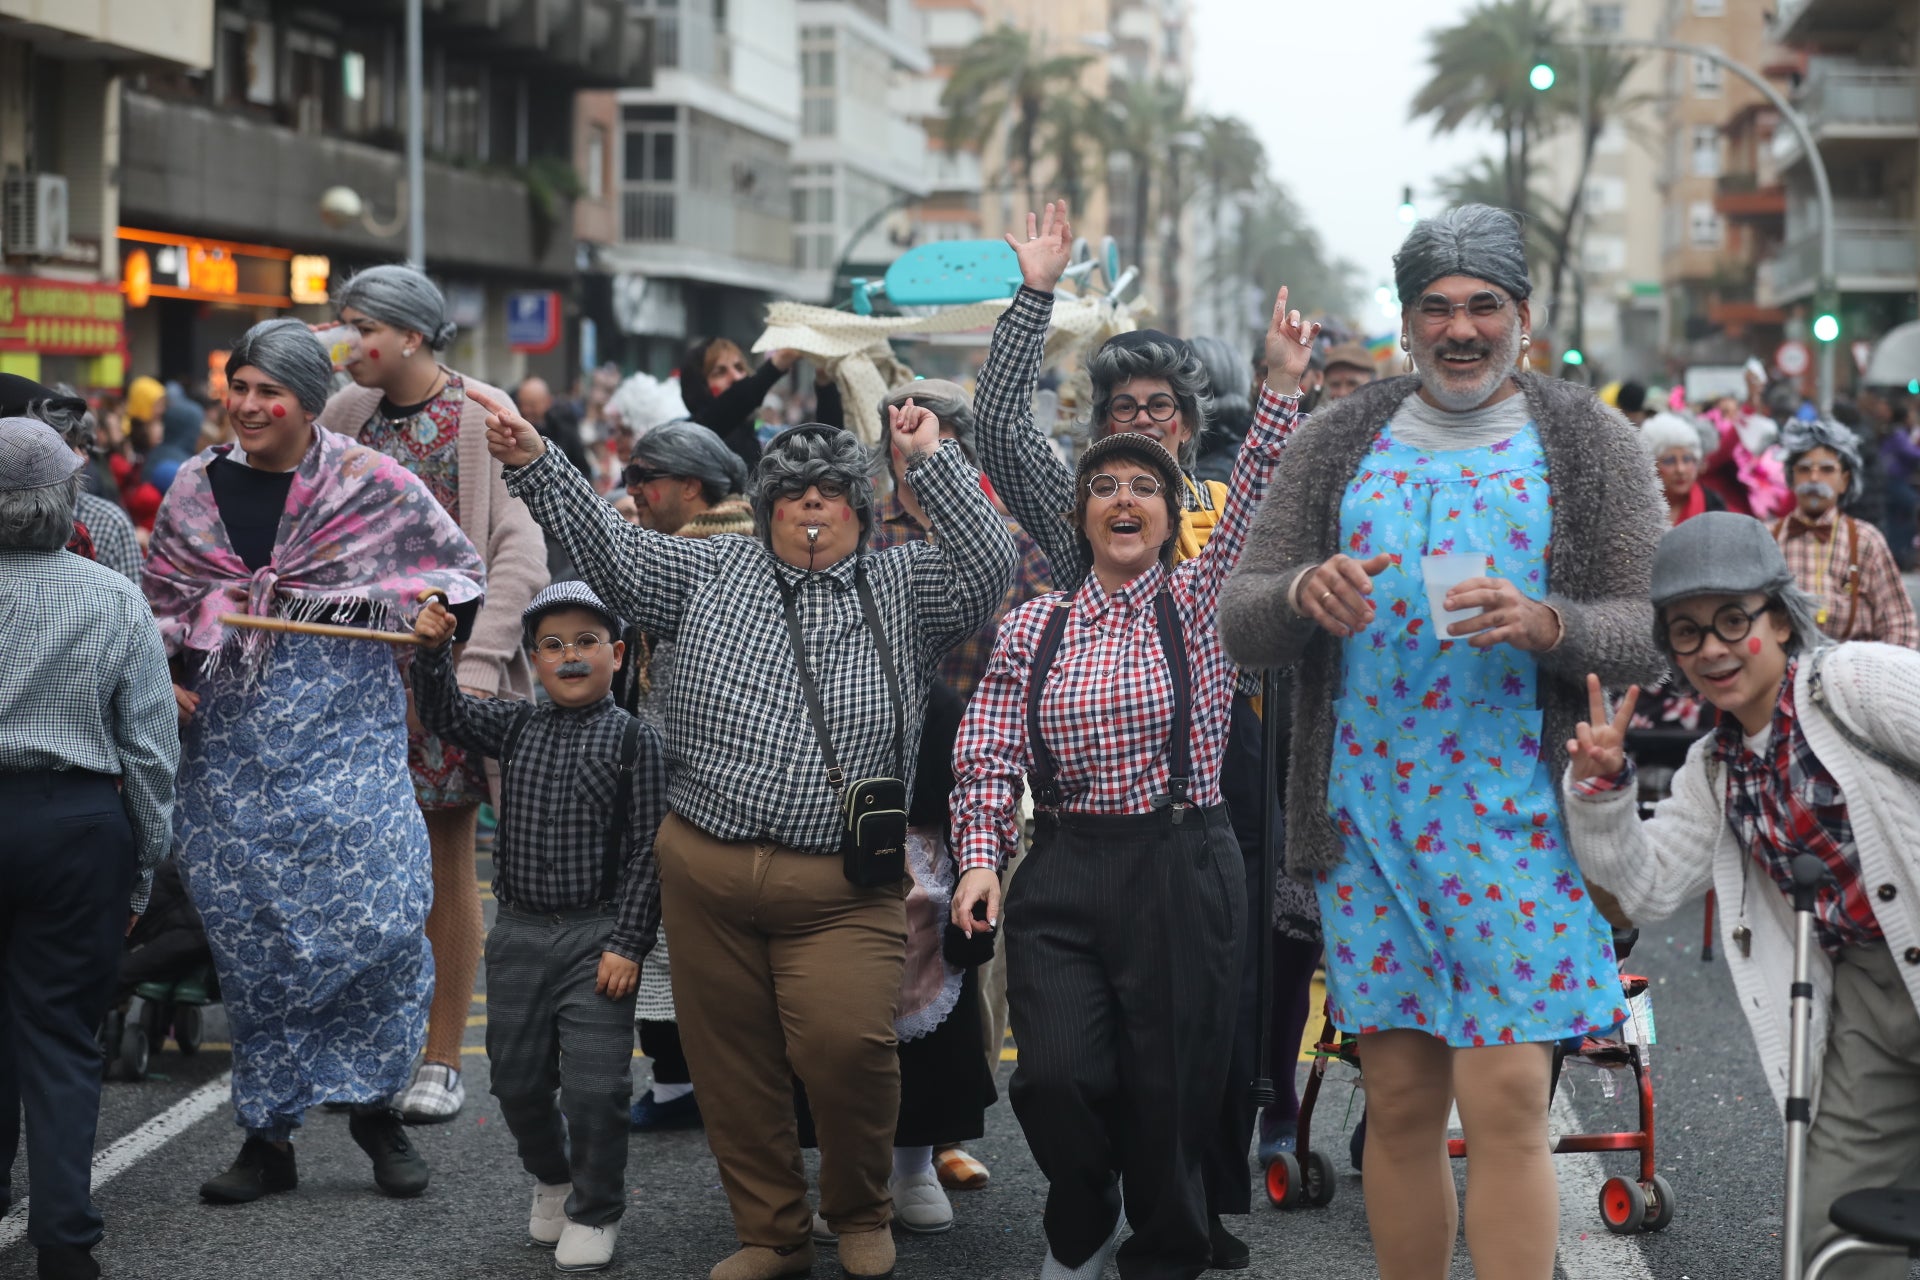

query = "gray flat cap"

[1649,512,1793,607]
[522,579,624,642]
[0,415,83,491]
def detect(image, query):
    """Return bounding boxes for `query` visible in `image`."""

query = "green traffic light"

[1562,348,1584,366]
[1530,63,1556,91]
[1812,313,1840,343]
[1909,379,1919,395]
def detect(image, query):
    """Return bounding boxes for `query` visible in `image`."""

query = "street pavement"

[6,862,1915,1280]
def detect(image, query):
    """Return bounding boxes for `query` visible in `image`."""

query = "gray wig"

[631,420,749,505]
[1393,204,1534,303]
[1087,330,1213,470]
[30,382,98,454]
[750,424,881,546]
[879,379,977,460]
[0,471,81,551]
[335,264,459,349]
[1778,414,1866,507]
[1189,335,1253,447]
[229,319,334,414]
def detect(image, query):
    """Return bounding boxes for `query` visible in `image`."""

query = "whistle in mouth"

[807,527,820,545]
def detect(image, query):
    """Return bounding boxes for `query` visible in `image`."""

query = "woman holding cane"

[144,319,486,1206]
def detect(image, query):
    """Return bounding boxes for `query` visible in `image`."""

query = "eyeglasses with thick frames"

[533,633,610,662]
[1107,395,1180,424]
[1415,291,1512,324]
[1086,473,1164,500]
[772,478,849,501]
[622,465,669,488]
[1664,601,1776,656]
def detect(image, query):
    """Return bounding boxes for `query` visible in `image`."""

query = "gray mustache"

[1796,481,1836,501]
[556,661,593,679]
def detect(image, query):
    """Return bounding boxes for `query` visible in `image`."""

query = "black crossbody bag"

[778,562,909,887]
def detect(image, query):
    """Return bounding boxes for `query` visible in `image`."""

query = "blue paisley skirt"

[175,633,434,1136]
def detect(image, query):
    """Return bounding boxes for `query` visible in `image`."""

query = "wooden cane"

[218,589,451,648]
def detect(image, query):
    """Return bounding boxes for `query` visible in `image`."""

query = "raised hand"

[1568,674,1640,782]
[1263,286,1323,397]
[469,384,546,468]
[1004,200,1074,294]
[889,397,941,466]
[1297,552,1393,639]
[414,599,458,650]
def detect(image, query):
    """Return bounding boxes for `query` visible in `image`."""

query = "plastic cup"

[311,323,363,372]
[1421,552,1493,633]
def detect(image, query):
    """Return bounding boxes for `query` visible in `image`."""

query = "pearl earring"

[402,347,415,359]
[1520,333,1532,373]
[1400,334,1413,374]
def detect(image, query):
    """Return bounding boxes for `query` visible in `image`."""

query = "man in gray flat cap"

[0,417,178,1280]
[1218,204,1667,1279]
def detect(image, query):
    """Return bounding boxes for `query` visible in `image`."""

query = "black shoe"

[199,1136,298,1204]
[1208,1217,1250,1271]
[36,1243,100,1280]
[348,1107,430,1198]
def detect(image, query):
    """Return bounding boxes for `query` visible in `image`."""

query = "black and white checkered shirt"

[0,548,178,911]
[76,492,142,583]
[412,641,668,962]
[503,440,1016,854]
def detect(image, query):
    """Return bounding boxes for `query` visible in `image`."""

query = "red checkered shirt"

[950,397,1300,872]
[868,496,1054,701]
[1772,510,1919,647]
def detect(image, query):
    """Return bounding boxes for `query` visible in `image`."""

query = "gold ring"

[1320,589,1335,603]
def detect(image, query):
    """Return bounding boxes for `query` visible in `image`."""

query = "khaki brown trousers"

[656,813,906,1248]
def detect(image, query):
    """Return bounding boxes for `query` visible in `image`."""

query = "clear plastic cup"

[1421,552,1493,633]
[311,323,363,372]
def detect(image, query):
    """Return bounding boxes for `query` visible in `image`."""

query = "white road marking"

[0,1073,231,1252]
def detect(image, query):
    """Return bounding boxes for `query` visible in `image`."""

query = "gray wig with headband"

[335,264,459,350]
[750,423,881,547]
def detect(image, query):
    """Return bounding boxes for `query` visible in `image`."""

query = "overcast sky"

[1190,0,1496,328]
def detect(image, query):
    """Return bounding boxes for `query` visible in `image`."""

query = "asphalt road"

[6,869,1914,1280]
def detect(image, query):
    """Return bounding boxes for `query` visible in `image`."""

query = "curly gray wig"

[1778,414,1866,508]
[1393,203,1534,303]
[0,471,81,551]
[1189,335,1253,449]
[750,423,882,546]
[1087,330,1213,470]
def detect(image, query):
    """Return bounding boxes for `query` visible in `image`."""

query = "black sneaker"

[199,1137,298,1204]
[348,1107,430,1198]
[36,1243,100,1280]
[1207,1217,1250,1271]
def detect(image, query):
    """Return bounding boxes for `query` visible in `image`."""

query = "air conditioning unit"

[2,174,70,258]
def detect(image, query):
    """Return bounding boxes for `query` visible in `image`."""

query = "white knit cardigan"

[1561,642,1920,1121]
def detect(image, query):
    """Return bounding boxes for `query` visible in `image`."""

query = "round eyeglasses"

[1664,601,1775,656]
[1086,473,1164,500]
[533,634,608,662]
[1107,395,1180,424]
[1415,291,1511,324]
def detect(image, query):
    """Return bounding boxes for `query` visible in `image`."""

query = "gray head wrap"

[335,264,459,349]
[1649,512,1822,657]
[751,424,880,547]
[228,319,333,414]
[879,380,976,459]
[1393,204,1534,303]
[1778,414,1865,507]
[630,420,749,505]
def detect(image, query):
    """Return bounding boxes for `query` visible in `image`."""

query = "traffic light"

[1562,348,1585,367]
[1529,61,1556,91]
[1812,310,1841,343]
[1398,186,1417,224]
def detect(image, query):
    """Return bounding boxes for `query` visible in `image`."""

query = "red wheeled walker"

[1266,971,1676,1236]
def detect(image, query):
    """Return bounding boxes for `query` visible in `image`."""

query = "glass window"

[220,16,276,108]
[586,125,606,200]
[443,62,486,160]
[1694,0,1724,13]
[286,30,340,134]
[1689,200,1721,248]
[1585,3,1623,31]
[1693,52,1722,96]
[1691,124,1721,177]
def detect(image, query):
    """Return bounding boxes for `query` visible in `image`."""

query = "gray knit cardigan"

[1218,372,1669,881]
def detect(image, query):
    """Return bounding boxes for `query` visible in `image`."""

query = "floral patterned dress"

[356,371,491,810]
[1318,423,1623,1047]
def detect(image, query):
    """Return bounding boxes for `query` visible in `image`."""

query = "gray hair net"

[1778,415,1865,507]
[631,420,749,505]
[1087,329,1213,470]
[229,318,333,414]
[879,380,976,459]
[1393,204,1534,303]
[335,264,459,349]
[1189,335,1253,448]
[751,424,881,547]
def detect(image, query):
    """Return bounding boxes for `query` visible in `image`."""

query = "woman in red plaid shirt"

[948,257,1319,1280]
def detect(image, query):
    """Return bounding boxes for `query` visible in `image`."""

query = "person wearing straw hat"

[1565,511,1920,1280]
[0,416,177,1280]
[143,318,486,1207]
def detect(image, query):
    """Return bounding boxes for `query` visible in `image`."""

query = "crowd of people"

[2,202,1918,1280]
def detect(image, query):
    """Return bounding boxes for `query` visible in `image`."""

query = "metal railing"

[1772,221,1918,298]
[619,185,791,265]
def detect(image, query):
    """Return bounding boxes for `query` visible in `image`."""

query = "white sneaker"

[1040,1212,1124,1279]
[811,1211,837,1244]
[392,1062,465,1123]
[889,1168,954,1234]
[555,1219,619,1272]
[530,1181,571,1247]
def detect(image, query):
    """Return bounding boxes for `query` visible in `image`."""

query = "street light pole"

[405,0,426,268]
[1566,35,1837,409]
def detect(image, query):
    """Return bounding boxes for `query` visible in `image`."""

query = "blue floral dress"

[1318,424,1622,1047]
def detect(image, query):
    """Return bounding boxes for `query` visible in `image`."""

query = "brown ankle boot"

[837,1225,896,1279]
[709,1241,816,1280]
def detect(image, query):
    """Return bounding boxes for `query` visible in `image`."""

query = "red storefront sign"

[0,275,127,354]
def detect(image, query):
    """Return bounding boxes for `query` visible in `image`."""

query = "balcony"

[619,185,791,268]
[417,0,649,86]
[1771,64,1918,170]
[1715,172,1787,222]
[1767,218,1920,303]
[1776,0,1899,45]
[0,0,214,69]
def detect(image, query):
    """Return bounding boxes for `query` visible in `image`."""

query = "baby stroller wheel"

[174,1004,203,1055]
[1264,1152,1303,1209]
[118,1004,152,1082]
[1302,1149,1337,1207]
[1642,1174,1676,1233]
[1599,1176,1646,1234]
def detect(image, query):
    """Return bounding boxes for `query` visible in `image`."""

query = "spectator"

[515,376,593,479]
[1643,412,1724,526]
[1190,336,1256,487]
[677,337,801,472]
[6,378,144,583]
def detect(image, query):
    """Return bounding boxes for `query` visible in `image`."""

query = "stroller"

[98,859,221,1081]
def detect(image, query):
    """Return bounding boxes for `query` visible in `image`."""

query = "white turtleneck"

[1390,386,1534,452]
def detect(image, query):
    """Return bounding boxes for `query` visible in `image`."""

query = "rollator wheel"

[99,1010,126,1079]
[147,1000,172,1053]
[118,1007,151,1082]
[1642,1175,1676,1232]
[1264,1152,1304,1209]
[1301,1149,1337,1207]
[175,1004,203,1054]
[1599,1176,1647,1234]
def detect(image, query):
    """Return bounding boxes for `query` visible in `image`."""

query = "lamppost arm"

[1565,35,1837,409]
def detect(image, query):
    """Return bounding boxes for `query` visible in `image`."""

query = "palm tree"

[1232,179,1360,327]
[1434,154,1563,273]
[1101,78,1191,313]
[1410,0,1562,219]
[1035,90,1106,213]
[940,26,1092,212]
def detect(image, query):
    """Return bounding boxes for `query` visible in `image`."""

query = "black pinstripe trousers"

[1006,804,1246,1280]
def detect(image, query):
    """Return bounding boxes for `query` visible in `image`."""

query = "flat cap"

[522,579,624,641]
[1649,512,1793,609]
[0,415,83,492]
[1322,343,1377,374]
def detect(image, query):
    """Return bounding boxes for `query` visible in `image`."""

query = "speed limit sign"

[1776,340,1811,377]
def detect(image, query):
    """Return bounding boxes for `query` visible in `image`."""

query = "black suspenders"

[1024,589,1195,823]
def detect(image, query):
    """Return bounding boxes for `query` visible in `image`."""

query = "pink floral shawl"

[144,423,486,677]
